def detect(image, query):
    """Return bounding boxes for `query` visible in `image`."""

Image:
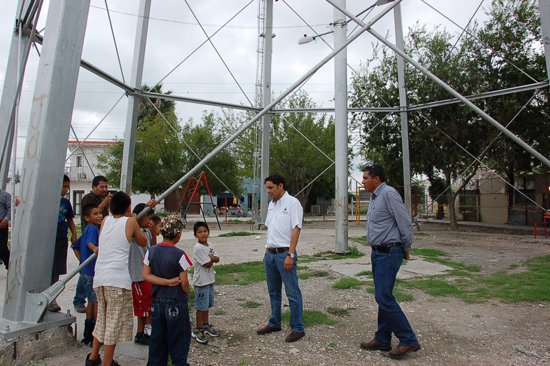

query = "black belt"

[371,243,403,253]
[267,247,289,254]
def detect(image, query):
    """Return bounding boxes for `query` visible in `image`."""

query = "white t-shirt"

[94,216,132,290]
[265,192,303,248]
[193,242,219,287]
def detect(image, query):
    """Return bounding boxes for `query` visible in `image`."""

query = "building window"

[73,190,84,215]
[76,156,83,167]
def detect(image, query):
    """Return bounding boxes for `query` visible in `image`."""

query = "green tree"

[472,0,550,220]
[220,91,343,210]
[350,25,486,229]
[97,85,242,203]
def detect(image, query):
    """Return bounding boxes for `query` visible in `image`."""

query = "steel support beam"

[329,1,550,169]
[0,0,38,189]
[259,0,274,225]
[334,0,349,253]
[1,0,91,323]
[394,3,412,217]
[540,0,550,81]
[120,0,151,193]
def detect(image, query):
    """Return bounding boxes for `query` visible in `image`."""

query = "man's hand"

[15,198,20,207]
[404,251,411,260]
[284,255,293,271]
[101,193,112,208]
[146,199,157,208]
[166,277,181,287]
[0,220,8,229]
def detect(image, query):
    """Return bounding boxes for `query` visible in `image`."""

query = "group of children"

[55,176,221,366]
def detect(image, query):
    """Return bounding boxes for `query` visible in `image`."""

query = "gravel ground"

[17,220,550,365]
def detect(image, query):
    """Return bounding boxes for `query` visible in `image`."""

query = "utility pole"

[334,0,349,253]
[259,0,273,225]
[120,0,151,193]
[540,0,550,80]
[394,3,412,217]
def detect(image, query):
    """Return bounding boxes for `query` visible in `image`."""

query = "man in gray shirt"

[0,189,12,270]
[359,164,420,360]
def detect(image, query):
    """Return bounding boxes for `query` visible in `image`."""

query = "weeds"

[298,271,329,280]
[326,307,350,316]
[332,278,365,289]
[218,231,257,237]
[282,310,337,326]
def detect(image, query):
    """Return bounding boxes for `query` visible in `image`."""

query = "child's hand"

[92,246,99,255]
[146,199,157,208]
[166,277,181,287]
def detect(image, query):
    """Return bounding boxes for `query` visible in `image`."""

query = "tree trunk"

[445,171,460,230]
[506,167,515,224]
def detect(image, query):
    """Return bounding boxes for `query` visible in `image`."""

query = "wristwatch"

[287,253,295,258]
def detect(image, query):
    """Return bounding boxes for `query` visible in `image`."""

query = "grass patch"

[282,310,337,326]
[332,278,365,289]
[218,231,257,237]
[355,270,372,277]
[298,271,329,280]
[428,257,482,272]
[241,301,262,309]
[349,236,368,246]
[326,307,350,316]
[215,261,266,285]
[410,248,450,257]
[214,310,226,315]
[188,287,195,309]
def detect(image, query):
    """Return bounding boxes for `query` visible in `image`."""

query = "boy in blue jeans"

[50,175,78,312]
[143,215,193,366]
[73,203,103,346]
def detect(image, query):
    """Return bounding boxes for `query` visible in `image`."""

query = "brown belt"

[267,247,290,254]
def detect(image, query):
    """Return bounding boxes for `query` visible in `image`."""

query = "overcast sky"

[0,0,492,185]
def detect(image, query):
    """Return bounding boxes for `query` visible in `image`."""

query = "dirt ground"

[23,220,550,365]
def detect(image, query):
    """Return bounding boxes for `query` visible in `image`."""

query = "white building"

[66,141,161,215]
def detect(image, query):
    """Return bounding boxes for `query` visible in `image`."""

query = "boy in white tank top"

[86,191,149,366]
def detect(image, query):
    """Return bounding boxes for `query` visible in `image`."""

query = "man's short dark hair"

[110,191,131,215]
[82,203,98,218]
[92,175,108,188]
[63,175,70,183]
[264,174,286,190]
[152,215,162,225]
[193,221,210,235]
[362,164,386,183]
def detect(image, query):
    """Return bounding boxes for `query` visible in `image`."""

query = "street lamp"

[297,0,395,45]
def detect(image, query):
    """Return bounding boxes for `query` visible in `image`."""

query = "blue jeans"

[73,273,87,307]
[372,247,418,346]
[264,250,304,332]
[147,297,191,366]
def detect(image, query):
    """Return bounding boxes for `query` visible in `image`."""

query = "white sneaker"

[144,324,152,336]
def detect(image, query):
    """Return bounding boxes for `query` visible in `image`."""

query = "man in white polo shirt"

[256,174,305,343]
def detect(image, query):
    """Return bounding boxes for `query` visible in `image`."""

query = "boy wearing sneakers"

[128,201,157,345]
[74,203,103,346]
[86,192,148,366]
[143,215,193,366]
[192,222,220,344]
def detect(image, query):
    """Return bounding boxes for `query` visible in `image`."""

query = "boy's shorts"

[52,237,68,276]
[132,281,152,317]
[93,286,133,345]
[194,284,215,311]
[81,273,97,302]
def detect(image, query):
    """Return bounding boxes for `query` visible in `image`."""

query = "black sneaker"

[191,328,208,344]
[134,332,150,345]
[85,353,101,366]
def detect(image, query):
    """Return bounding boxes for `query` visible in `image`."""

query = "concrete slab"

[330,259,451,280]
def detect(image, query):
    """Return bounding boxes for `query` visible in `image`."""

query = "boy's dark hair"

[152,215,162,225]
[361,164,386,183]
[110,191,131,215]
[63,175,70,183]
[92,175,108,188]
[82,203,99,218]
[132,203,154,216]
[264,174,285,190]
[193,221,210,235]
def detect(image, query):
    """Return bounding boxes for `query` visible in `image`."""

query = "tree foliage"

[350,0,549,228]
[97,85,242,201]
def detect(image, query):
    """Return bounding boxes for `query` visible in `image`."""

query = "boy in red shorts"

[128,201,157,345]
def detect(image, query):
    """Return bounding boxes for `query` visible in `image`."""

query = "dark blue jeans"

[264,250,305,332]
[73,273,87,307]
[147,297,191,366]
[372,247,418,346]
